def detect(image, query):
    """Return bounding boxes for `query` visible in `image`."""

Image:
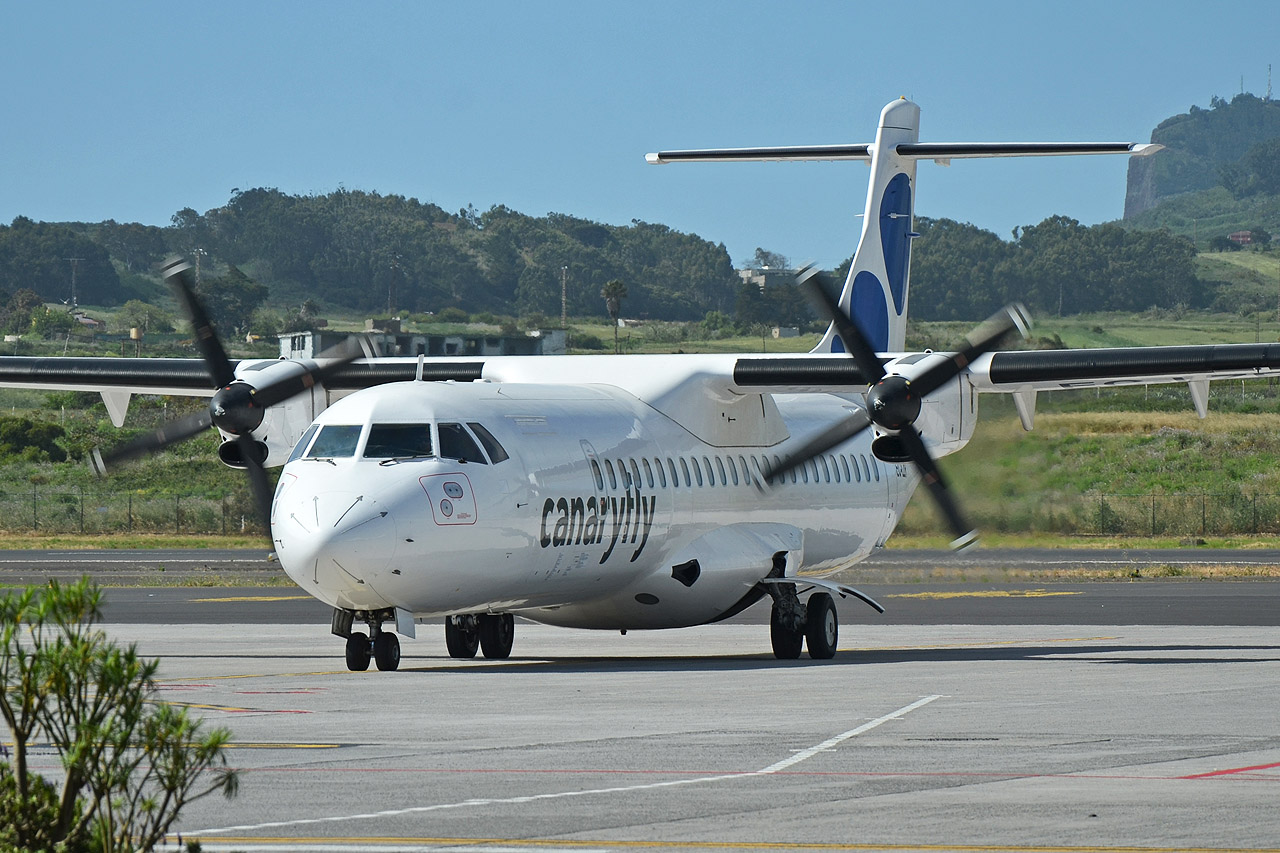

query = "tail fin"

[646,100,1160,356]
[812,99,920,355]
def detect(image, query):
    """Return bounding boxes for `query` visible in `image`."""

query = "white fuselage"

[271,379,922,631]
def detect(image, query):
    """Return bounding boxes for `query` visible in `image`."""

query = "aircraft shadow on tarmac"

[374,642,1280,675]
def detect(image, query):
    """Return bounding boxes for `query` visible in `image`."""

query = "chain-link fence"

[0,489,265,535]
[964,493,1280,537]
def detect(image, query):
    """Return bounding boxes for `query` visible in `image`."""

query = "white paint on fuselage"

[272,380,921,631]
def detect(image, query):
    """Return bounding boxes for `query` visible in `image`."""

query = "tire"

[479,614,515,659]
[444,617,479,658]
[345,631,371,671]
[373,632,401,671]
[805,592,838,660]
[770,604,804,660]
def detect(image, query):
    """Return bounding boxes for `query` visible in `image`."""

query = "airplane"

[4,97,1280,673]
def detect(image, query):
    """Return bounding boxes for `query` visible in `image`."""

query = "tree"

[601,279,627,353]
[0,578,237,851]
[116,300,175,335]
[1,288,45,335]
[195,264,268,337]
[748,247,789,270]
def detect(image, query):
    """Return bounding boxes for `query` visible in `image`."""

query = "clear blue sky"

[2,1,1276,270]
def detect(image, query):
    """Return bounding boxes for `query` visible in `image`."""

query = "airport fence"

[0,488,265,536]
[4,488,1280,538]
[969,492,1280,537]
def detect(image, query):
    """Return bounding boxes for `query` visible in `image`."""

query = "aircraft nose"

[273,484,397,602]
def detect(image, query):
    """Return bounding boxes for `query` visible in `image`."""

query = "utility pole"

[560,265,568,329]
[192,247,206,286]
[63,257,83,309]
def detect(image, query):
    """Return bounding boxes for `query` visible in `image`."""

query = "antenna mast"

[63,257,83,309]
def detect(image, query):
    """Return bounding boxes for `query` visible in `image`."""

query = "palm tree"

[601,279,627,353]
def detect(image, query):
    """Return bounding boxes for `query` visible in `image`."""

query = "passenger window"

[872,458,880,481]
[605,459,618,490]
[363,424,434,458]
[702,456,715,487]
[820,456,831,483]
[630,459,642,490]
[306,425,363,458]
[288,424,319,463]
[680,457,691,487]
[642,458,654,489]
[617,460,632,489]
[800,460,809,484]
[728,456,739,486]
[691,457,703,487]
[590,458,604,491]
[468,423,509,463]
[716,456,728,486]
[841,455,852,483]
[830,455,841,483]
[860,454,871,482]
[666,458,677,488]
[438,423,487,464]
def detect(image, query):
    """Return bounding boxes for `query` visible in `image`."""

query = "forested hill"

[0,189,739,322]
[1124,92,1280,238]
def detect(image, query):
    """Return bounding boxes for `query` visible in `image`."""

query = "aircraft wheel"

[374,632,401,671]
[479,613,515,659]
[770,603,804,660]
[805,593,838,660]
[345,631,371,671]
[445,617,480,658]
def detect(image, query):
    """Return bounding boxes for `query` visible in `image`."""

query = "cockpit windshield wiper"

[378,454,434,466]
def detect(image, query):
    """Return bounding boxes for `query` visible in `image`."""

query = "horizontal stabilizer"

[647,144,871,164]
[647,142,1160,165]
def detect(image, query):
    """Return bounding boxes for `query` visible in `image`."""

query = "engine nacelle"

[217,438,269,469]
[218,358,334,467]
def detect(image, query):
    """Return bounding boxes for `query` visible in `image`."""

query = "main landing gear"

[445,613,515,660]
[334,608,402,672]
[767,583,838,660]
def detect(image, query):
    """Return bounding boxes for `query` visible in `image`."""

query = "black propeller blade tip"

[89,447,107,478]
[950,530,979,552]
[160,256,193,281]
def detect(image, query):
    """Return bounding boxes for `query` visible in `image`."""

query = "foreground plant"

[0,577,237,851]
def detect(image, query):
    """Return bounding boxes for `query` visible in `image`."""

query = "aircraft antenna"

[1267,64,1273,102]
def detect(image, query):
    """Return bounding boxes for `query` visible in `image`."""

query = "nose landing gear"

[334,608,402,672]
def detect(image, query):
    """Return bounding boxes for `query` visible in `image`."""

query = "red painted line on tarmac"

[225,765,1269,783]
[1180,761,1280,779]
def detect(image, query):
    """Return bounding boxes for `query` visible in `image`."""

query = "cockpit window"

[305,425,363,458]
[438,422,487,464]
[363,424,434,459]
[287,424,319,464]
[467,422,509,464]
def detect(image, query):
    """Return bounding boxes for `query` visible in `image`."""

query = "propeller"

[761,265,1031,550]
[92,256,369,534]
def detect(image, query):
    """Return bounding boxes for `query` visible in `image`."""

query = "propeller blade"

[910,303,1031,399]
[898,427,977,551]
[162,256,236,389]
[798,265,887,384]
[238,434,275,534]
[758,407,874,488]
[92,409,215,473]
[250,336,371,410]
